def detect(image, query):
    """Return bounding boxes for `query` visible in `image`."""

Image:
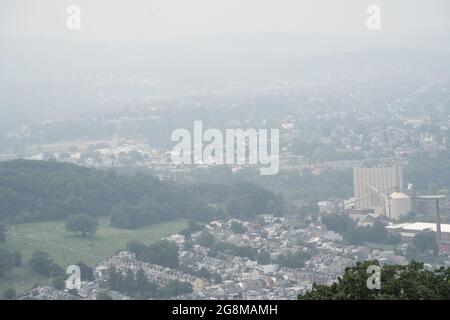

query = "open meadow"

[0,217,188,297]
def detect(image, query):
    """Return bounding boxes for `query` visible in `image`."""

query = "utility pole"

[416,195,446,245]
[436,197,441,242]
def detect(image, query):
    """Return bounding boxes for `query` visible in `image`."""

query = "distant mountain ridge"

[1,32,449,124]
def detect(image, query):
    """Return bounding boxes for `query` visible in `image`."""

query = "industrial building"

[352,164,411,220]
[386,222,450,256]
[386,222,450,240]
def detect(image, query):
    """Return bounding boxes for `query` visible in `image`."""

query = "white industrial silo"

[388,192,411,220]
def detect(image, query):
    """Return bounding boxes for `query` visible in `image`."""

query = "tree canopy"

[127,239,180,269]
[322,214,398,245]
[413,232,438,255]
[0,248,14,277]
[0,160,284,228]
[65,214,99,237]
[300,260,450,300]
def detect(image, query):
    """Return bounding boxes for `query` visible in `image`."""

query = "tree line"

[300,260,450,299]
[0,160,285,228]
[321,213,399,245]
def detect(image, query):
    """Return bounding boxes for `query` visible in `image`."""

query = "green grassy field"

[0,217,188,297]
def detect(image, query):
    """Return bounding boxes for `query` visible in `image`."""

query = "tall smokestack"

[396,161,404,192]
[436,198,442,242]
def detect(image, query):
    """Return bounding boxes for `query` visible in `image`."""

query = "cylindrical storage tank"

[388,192,411,220]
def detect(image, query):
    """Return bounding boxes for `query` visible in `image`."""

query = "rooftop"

[386,222,450,233]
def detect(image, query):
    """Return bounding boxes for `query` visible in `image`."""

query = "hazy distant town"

[1,0,450,301]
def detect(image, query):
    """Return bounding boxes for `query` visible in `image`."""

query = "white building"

[353,165,409,219]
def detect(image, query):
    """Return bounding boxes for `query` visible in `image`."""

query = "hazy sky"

[0,0,449,40]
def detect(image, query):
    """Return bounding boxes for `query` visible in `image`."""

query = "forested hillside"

[0,160,284,227]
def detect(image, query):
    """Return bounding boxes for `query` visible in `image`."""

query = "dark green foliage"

[0,248,14,277]
[297,202,320,216]
[0,224,6,244]
[197,231,216,248]
[209,241,256,260]
[189,166,352,204]
[300,260,450,300]
[108,267,160,299]
[0,160,196,225]
[124,269,137,295]
[136,268,158,298]
[344,221,399,245]
[3,288,16,300]
[256,250,271,265]
[108,268,126,293]
[0,160,283,227]
[126,239,179,269]
[52,276,66,290]
[126,240,149,260]
[343,227,367,245]
[230,221,246,234]
[195,230,256,260]
[365,220,392,243]
[183,240,193,251]
[278,250,312,269]
[76,261,95,281]
[322,213,354,234]
[49,262,65,277]
[406,153,450,194]
[12,251,22,267]
[0,220,18,278]
[0,160,119,222]
[65,214,99,237]
[145,240,180,269]
[186,220,202,233]
[406,243,422,260]
[323,214,398,245]
[413,232,438,255]
[224,181,284,218]
[181,266,222,283]
[29,250,52,276]
[159,280,193,298]
[193,180,285,218]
